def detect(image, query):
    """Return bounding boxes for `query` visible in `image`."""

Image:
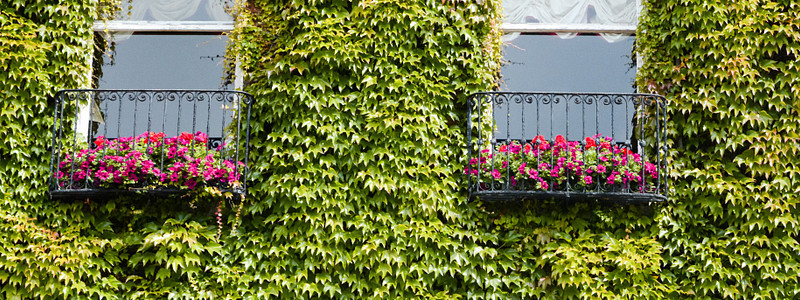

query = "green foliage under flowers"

[1,0,799,298]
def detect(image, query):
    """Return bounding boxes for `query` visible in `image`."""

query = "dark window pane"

[97,34,231,89]
[499,34,636,92]
[92,33,234,139]
[495,34,638,142]
[90,91,242,141]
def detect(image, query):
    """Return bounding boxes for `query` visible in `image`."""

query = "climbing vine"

[638,0,800,298]
[2,0,799,298]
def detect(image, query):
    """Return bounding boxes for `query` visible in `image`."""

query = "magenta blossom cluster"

[55,131,244,190]
[466,134,659,193]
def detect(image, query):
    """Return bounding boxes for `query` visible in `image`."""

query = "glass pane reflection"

[96,34,231,90]
[496,34,637,142]
[500,34,636,93]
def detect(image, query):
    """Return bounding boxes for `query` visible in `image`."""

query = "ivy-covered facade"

[1,0,798,298]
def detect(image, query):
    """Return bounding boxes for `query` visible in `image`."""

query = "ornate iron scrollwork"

[49,89,254,199]
[466,92,667,204]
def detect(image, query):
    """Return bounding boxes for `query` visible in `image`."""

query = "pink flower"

[167,146,177,158]
[73,170,86,180]
[214,168,227,179]
[607,172,618,185]
[204,169,215,181]
[538,142,550,151]
[95,170,111,181]
[188,163,199,176]
[645,162,658,178]
[194,131,208,143]
[177,147,188,158]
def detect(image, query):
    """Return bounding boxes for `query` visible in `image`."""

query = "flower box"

[54,131,244,193]
[49,90,253,199]
[466,92,667,203]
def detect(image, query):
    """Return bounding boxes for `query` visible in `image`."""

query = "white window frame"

[92,20,243,88]
[77,19,242,139]
[93,20,233,32]
[497,20,643,149]
[499,21,641,86]
[501,23,635,34]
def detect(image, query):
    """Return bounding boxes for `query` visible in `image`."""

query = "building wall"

[1,0,798,298]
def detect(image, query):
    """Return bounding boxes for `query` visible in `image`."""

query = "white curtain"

[110,0,231,41]
[503,0,640,43]
[120,0,231,22]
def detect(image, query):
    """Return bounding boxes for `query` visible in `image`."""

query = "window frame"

[499,12,641,90]
[493,12,645,146]
[77,15,241,139]
[93,20,233,32]
[501,23,635,34]
[91,19,240,87]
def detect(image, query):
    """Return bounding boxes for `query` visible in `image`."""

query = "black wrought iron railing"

[466,92,667,203]
[49,89,254,199]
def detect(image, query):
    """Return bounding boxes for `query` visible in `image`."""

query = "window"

[493,0,641,141]
[499,0,639,93]
[93,0,237,89]
[499,34,636,92]
[77,0,239,139]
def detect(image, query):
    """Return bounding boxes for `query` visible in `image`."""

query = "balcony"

[466,92,667,204]
[49,89,254,199]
